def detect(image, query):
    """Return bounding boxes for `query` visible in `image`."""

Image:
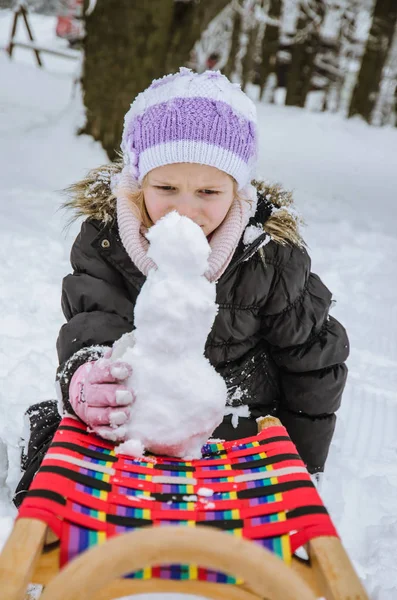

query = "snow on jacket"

[56,164,349,473]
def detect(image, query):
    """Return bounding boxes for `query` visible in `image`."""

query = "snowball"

[197,487,214,497]
[224,404,250,428]
[117,438,145,457]
[243,224,264,245]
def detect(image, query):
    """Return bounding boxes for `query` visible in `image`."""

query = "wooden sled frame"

[0,418,369,600]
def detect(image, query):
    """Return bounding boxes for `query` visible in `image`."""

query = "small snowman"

[114,211,227,459]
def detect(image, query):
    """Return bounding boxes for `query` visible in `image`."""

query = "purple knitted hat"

[120,67,258,190]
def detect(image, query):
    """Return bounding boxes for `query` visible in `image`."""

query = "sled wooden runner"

[0,416,369,600]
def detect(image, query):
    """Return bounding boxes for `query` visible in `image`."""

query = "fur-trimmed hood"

[63,161,304,247]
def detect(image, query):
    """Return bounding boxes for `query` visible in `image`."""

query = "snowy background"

[1,11,397,600]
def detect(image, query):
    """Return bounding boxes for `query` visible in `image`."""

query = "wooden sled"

[0,417,369,600]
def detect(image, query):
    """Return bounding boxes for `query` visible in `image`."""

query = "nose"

[172,194,200,221]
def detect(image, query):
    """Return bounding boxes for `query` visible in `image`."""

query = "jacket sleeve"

[260,243,349,473]
[56,220,135,411]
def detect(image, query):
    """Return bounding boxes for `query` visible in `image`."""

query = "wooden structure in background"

[6,2,78,67]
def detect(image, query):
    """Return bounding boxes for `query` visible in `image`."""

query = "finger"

[86,406,130,428]
[115,389,135,406]
[85,406,113,427]
[85,384,133,408]
[109,408,130,428]
[111,363,132,381]
[87,359,132,384]
[85,406,130,429]
[93,425,128,442]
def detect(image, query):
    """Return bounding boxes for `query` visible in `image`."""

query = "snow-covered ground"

[1,11,397,600]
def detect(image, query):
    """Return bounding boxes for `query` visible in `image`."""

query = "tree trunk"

[258,0,281,100]
[393,82,397,126]
[285,1,325,108]
[348,0,397,123]
[82,0,230,160]
[326,5,354,114]
[241,19,260,91]
[165,0,231,73]
[223,3,243,80]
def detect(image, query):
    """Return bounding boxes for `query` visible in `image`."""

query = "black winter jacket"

[56,177,349,473]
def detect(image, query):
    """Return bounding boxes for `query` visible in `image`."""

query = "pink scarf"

[116,171,256,283]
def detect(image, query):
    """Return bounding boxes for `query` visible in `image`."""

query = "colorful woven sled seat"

[0,416,369,600]
[19,415,335,578]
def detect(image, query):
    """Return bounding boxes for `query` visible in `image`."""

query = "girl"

[15,68,348,505]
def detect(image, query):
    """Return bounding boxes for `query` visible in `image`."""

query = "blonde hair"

[121,175,248,229]
[127,174,152,228]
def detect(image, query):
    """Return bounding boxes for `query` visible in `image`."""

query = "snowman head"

[146,211,211,277]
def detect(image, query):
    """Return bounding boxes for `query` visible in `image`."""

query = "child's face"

[144,163,235,236]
